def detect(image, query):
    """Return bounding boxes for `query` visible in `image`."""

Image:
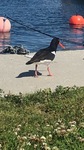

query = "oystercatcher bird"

[26,37,65,77]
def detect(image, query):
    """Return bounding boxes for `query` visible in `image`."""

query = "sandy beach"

[0,50,84,94]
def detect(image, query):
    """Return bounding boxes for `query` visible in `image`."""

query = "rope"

[6,16,84,46]
[6,16,55,38]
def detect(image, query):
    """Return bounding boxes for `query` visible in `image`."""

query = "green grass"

[0,86,84,150]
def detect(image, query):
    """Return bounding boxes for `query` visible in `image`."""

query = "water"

[0,0,84,52]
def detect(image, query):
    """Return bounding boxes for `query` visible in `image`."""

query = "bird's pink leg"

[47,66,53,76]
[35,64,38,77]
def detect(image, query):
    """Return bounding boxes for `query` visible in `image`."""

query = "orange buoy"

[83,18,84,24]
[69,15,84,25]
[0,17,11,32]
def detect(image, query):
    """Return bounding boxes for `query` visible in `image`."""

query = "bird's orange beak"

[59,42,65,49]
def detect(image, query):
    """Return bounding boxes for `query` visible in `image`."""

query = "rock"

[1,44,30,55]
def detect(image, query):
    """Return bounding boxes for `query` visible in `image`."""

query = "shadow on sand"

[16,70,42,78]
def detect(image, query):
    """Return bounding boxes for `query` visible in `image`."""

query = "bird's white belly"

[36,59,51,66]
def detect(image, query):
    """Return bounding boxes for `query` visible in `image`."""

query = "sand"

[0,50,84,94]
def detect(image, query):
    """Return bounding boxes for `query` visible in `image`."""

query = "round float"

[0,17,11,32]
[69,15,84,25]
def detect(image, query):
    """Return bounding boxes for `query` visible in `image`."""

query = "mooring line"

[6,16,55,38]
[6,16,84,46]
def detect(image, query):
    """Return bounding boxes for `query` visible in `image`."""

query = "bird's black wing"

[26,47,54,64]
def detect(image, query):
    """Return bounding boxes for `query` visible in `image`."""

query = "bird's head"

[50,37,65,51]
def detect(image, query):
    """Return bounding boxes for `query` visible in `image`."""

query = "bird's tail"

[25,53,35,65]
[26,61,32,65]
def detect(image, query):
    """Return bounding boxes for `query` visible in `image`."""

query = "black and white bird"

[26,37,65,77]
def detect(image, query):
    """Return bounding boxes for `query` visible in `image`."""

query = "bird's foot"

[34,74,38,78]
[34,71,38,78]
[47,67,53,76]
[47,73,53,76]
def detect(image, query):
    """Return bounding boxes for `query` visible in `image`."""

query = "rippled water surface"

[0,0,84,52]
